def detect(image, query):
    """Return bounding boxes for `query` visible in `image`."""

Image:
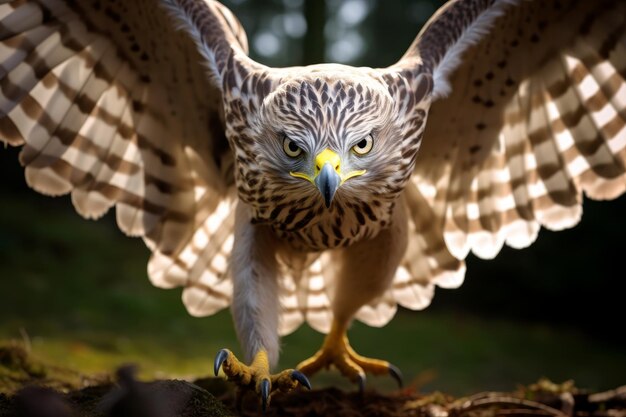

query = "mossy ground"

[0,344,624,417]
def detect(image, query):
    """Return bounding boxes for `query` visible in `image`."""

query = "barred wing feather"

[381,0,626,315]
[410,0,626,260]
[0,0,248,316]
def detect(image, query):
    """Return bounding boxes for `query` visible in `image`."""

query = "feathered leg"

[214,203,310,410]
[298,198,408,390]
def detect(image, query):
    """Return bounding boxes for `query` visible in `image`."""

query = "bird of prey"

[1,0,625,409]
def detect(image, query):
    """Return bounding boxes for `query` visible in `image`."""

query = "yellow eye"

[283,136,303,158]
[352,134,373,155]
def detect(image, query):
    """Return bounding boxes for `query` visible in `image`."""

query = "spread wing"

[0,0,251,315]
[382,0,626,315]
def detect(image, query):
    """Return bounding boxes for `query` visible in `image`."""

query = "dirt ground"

[1,344,624,417]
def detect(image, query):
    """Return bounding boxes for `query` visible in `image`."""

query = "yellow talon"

[297,320,403,391]
[214,348,311,411]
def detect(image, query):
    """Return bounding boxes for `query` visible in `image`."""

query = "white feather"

[432,0,522,99]
[159,0,223,88]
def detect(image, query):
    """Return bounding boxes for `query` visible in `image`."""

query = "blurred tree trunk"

[303,0,326,64]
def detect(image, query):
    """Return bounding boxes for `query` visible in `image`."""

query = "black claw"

[388,363,404,388]
[357,373,366,396]
[291,370,312,390]
[260,379,270,412]
[214,349,229,377]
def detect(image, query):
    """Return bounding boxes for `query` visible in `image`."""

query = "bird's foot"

[297,325,402,392]
[214,348,311,411]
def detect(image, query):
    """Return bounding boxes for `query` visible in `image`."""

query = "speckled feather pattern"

[224,65,431,252]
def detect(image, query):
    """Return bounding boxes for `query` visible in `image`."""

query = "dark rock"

[97,365,230,417]
[14,386,74,417]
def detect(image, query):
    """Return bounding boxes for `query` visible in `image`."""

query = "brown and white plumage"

[0,0,246,316]
[1,0,625,395]
[409,0,626,264]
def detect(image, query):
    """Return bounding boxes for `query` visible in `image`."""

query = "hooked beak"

[290,148,366,209]
[315,162,341,208]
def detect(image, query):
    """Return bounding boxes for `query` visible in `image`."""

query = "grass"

[0,193,625,396]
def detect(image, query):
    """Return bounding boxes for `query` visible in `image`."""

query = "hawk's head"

[251,68,408,214]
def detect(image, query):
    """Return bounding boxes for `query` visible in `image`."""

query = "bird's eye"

[283,136,303,158]
[352,134,373,155]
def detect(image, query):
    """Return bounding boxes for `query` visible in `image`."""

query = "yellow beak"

[289,149,366,208]
[314,149,342,176]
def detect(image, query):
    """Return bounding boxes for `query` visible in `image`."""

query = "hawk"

[1,0,625,408]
